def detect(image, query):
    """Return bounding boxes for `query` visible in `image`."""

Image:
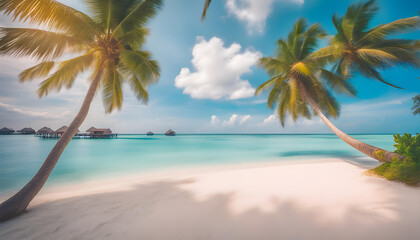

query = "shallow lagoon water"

[0,134,395,192]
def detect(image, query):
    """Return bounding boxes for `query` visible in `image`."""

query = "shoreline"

[2,158,419,240]
[1,157,376,205]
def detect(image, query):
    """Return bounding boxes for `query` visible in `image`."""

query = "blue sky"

[0,0,419,134]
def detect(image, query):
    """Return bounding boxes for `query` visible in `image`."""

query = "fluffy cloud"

[211,115,221,125]
[0,101,72,118]
[262,114,278,125]
[221,114,252,127]
[226,0,304,33]
[175,37,261,100]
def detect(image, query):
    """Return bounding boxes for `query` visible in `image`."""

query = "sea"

[0,134,395,193]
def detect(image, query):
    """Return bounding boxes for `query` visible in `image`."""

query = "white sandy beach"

[1,158,420,240]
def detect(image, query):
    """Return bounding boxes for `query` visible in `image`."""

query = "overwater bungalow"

[36,127,55,137]
[146,131,154,136]
[165,129,176,136]
[0,127,15,135]
[19,127,35,135]
[87,127,118,138]
[55,126,68,137]
[86,127,96,133]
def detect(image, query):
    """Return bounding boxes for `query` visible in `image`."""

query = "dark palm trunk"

[297,81,404,163]
[0,69,103,222]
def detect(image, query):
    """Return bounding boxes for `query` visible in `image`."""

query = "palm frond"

[0,28,88,61]
[298,23,325,59]
[119,49,160,85]
[255,75,285,96]
[319,69,356,96]
[112,0,163,39]
[127,73,149,104]
[357,48,398,67]
[101,60,123,113]
[355,58,403,89]
[119,27,148,50]
[277,84,291,127]
[38,51,95,96]
[342,0,377,41]
[258,57,288,76]
[358,16,420,44]
[19,61,55,82]
[0,0,99,40]
[201,0,212,22]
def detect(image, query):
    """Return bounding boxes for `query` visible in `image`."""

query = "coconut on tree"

[312,0,420,88]
[0,0,162,221]
[257,18,405,164]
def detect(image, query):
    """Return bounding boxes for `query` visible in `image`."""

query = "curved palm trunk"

[0,69,103,222]
[297,81,404,163]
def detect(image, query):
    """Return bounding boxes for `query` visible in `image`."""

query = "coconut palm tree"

[257,18,404,165]
[313,0,420,88]
[0,0,162,221]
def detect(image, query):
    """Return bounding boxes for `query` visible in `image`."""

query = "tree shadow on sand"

[0,178,419,240]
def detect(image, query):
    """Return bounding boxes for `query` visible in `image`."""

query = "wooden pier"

[35,127,118,139]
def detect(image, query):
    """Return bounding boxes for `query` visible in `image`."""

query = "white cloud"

[263,114,278,125]
[175,36,261,100]
[211,115,221,125]
[222,114,252,127]
[239,115,252,125]
[226,0,304,33]
[0,101,72,118]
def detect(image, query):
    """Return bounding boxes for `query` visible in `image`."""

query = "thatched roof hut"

[55,126,68,135]
[86,127,96,133]
[20,127,35,134]
[0,127,15,135]
[146,131,154,136]
[165,129,176,136]
[89,128,112,135]
[37,127,54,135]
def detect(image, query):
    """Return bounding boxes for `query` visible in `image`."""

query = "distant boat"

[0,127,15,135]
[165,129,176,136]
[146,131,154,136]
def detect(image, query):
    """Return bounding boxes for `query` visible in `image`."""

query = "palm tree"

[257,18,404,165]
[0,0,162,221]
[413,94,420,115]
[313,0,420,88]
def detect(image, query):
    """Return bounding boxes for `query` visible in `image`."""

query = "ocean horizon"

[0,134,395,193]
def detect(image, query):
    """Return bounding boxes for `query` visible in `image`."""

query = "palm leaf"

[119,27,148,50]
[112,0,163,39]
[119,49,160,85]
[255,75,285,95]
[0,28,88,61]
[354,58,403,89]
[127,73,149,104]
[19,61,55,82]
[358,16,420,44]
[0,0,99,40]
[38,51,95,96]
[101,61,123,113]
[319,69,356,96]
[201,0,212,21]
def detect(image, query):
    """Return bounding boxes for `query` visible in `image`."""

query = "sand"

[0,159,420,240]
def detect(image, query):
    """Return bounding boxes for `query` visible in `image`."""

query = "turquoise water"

[0,134,395,193]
